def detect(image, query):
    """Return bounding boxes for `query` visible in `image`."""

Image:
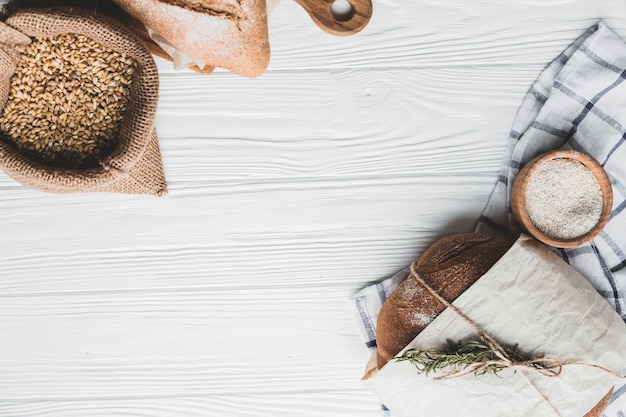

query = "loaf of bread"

[374,232,612,417]
[375,233,516,369]
[112,0,270,77]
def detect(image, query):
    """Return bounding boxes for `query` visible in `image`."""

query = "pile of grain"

[0,33,137,169]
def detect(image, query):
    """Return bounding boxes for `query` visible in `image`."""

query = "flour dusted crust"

[113,0,270,77]
[375,233,516,369]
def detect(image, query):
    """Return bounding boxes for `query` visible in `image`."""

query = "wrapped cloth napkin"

[352,21,626,416]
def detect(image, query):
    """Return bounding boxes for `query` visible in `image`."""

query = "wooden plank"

[0,286,379,415]
[247,0,626,72]
[0,392,382,417]
[0,176,494,293]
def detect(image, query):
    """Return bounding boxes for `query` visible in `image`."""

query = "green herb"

[396,335,531,377]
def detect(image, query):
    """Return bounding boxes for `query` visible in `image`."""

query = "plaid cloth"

[352,21,626,416]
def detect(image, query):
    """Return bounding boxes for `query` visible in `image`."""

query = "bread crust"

[375,233,516,368]
[113,0,270,77]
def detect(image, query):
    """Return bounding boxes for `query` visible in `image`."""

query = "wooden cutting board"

[295,0,372,36]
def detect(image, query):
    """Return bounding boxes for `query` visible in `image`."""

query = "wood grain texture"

[293,0,372,36]
[2,0,626,416]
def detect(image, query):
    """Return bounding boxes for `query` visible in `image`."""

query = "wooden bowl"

[510,149,613,248]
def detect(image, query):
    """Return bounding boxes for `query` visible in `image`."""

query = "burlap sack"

[0,7,167,196]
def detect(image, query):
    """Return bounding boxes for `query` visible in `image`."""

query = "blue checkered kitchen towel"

[352,21,626,416]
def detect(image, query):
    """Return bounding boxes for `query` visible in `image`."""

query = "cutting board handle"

[293,0,372,36]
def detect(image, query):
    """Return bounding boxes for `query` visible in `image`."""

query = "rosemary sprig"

[396,335,529,377]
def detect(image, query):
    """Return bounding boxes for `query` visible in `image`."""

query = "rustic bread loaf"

[112,0,270,77]
[375,233,516,369]
[374,232,613,417]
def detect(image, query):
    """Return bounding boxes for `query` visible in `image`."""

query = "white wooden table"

[2,1,626,416]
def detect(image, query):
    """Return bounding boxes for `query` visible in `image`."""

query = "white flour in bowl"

[525,158,603,240]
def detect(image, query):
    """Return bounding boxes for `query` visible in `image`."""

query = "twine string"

[407,261,625,417]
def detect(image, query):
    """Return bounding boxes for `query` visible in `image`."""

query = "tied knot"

[466,330,563,379]
[398,332,564,381]
[429,336,564,381]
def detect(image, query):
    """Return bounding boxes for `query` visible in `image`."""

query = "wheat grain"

[0,33,137,169]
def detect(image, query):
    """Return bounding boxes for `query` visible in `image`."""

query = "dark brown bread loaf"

[375,233,517,368]
[374,231,612,416]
